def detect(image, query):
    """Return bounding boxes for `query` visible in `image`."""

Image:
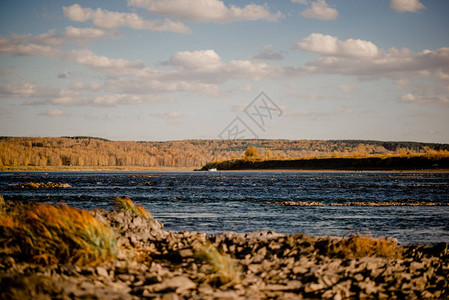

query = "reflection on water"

[1,171,448,245]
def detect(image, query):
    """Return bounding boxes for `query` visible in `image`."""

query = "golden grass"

[193,241,241,287]
[0,203,117,265]
[329,235,403,259]
[113,197,152,219]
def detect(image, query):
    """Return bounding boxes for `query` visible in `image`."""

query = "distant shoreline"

[201,156,449,172]
[1,166,448,173]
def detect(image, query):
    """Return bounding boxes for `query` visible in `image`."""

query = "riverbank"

[0,166,195,172]
[201,156,449,172]
[1,199,448,299]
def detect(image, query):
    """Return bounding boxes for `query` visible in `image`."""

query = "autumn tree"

[243,146,260,160]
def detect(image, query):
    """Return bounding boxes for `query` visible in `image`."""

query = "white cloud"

[64,26,112,44]
[251,44,284,61]
[0,82,90,106]
[169,50,223,70]
[282,105,353,120]
[300,0,338,20]
[339,85,358,94]
[239,85,252,92]
[0,82,35,96]
[67,49,146,75]
[92,94,145,107]
[291,0,309,4]
[400,93,449,105]
[65,26,107,39]
[63,4,191,33]
[390,0,425,13]
[152,111,183,124]
[164,49,275,83]
[288,92,343,101]
[30,30,64,46]
[128,0,282,23]
[40,109,69,117]
[297,45,449,82]
[293,33,381,58]
[0,36,64,57]
[69,81,102,91]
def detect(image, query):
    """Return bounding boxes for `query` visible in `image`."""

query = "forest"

[0,136,448,170]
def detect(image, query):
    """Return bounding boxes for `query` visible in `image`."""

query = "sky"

[0,0,448,142]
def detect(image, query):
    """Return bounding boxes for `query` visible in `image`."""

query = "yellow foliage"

[193,241,241,287]
[243,146,260,160]
[328,235,402,259]
[0,203,117,265]
[113,197,152,219]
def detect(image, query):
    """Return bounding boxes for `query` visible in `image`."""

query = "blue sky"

[1,0,448,142]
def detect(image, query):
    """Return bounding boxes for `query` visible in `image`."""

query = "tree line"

[0,137,448,169]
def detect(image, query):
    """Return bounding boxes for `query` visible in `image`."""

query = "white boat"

[208,168,218,172]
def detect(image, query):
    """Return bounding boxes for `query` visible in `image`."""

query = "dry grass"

[0,202,117,265]
[328,235,403,259]
[113,197,152,219]
[193,241,241,287]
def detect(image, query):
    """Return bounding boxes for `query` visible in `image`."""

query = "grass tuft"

[0,202,117,265]
[326,235,403,259]
[113,197,152,219]
[193,241,241,287]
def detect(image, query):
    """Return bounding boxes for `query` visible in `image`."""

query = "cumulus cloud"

[63,4,190,33]
[152,111,183,124]
[293,33,381,58]
[40,109,69,117]
[69,81,102,91]
[67,49,149,76]
[288,34,449,106]
[390,0,425,13]
[291,0,309,4]
[250,44,284,61]
[128,0,282,23]
[0,36,64,57]
[300,0,338,20]
[169,50,223,70]
[0,82,90,106]
[297,45,449,82]
[400,93,449,105]
[164,49,275,83]
[92,94,145,107]
[0,82,35,96]
[282,105,353,120]
[63,26,114,44]
[339,85,358,94]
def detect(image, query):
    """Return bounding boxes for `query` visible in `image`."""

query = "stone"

[247,264,261,274]
[146,276,196,293]
[96,266,109,278]
[212,290,241,300]
[179,248,194,258]
[304,282,325,293]
[292,266,308,274]
[162,292,179,300]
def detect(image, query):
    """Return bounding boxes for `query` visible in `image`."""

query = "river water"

[1,171,448,245]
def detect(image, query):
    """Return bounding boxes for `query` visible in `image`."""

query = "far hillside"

[0,137,448,169]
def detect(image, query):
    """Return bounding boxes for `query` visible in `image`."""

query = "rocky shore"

[1,202,448,299]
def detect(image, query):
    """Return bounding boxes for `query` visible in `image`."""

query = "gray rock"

[96,266,109,278]
[162,292,179,300]
[145,275,196,293]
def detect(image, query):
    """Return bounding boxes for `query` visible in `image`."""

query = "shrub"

[323,235,403,259]
[194,241,241,287]
[0,203,117,265]
[113,197,152,219]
